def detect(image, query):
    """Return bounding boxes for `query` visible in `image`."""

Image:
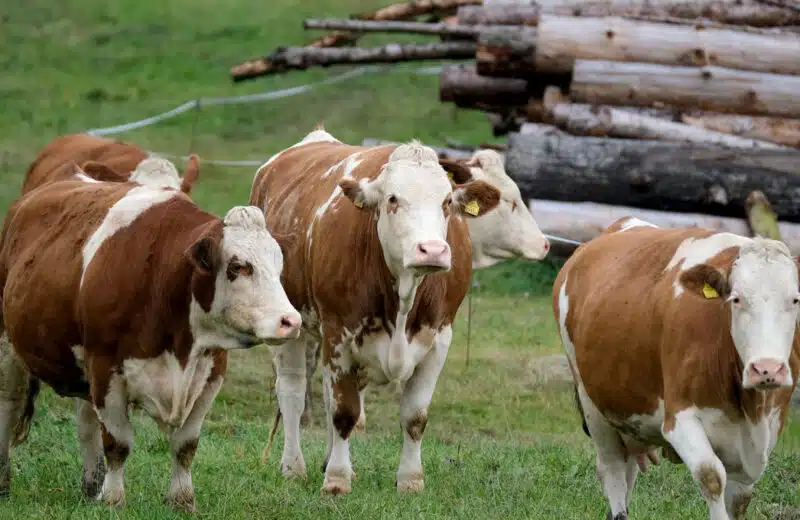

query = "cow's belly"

[122,350,217,430]
[352,327,437,388]
[695,407,781,484]
[602,399,667,450]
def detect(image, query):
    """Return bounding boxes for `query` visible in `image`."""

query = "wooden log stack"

[230,0,800,248]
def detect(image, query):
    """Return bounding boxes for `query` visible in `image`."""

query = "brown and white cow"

[0,179,301,511]
[23,132,200,195]
[250,128,501,494]
[553,216,800,520]
[296,148,551,429]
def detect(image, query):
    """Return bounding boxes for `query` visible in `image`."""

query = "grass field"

[1,1,799,519]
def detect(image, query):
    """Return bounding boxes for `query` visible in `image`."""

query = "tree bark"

[505,131,800,222]
[303,18,523,38]
[354,0,483,21]
[475,27,538,77]
[459,0,800,26]
[745,190,783,240]
[440,64,532,106]
[535,15,800,76]
[680,112,800,148]
[571,60,800,118]
[529,198,800,254]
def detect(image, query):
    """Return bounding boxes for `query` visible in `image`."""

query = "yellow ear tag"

[447,171,454,181]
[702,282,719,299]
[464,199,480,216]
[354,198,364,209]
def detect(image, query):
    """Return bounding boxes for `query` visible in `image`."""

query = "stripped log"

[354,0,483,20]
[681,112,800,148]
[440,64,532,106]
[571,60,800,118]
[506,130,800,222]
[459,1,800,26]
[535,15,800,75]
[529,199,800,255]
[303,18,524,38]
[476,27,539,77]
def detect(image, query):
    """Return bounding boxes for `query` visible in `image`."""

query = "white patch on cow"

[665,232,748,298]
[74,172,101,183]
[350,323,438,388]
[81,185,178,288]
[618,217,658,232]
[95,373,134,505]
[463,150,549,268]
[129,157,182,190]
[557,277,580,380]
[122,350,215,430]
[295,129,340,147]
[189,206,301,350]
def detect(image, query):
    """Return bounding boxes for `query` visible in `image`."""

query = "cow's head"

[130,155,200,194]
[680,238,799,390]
[339,142,501,277]
[441,150,549,269]
[186,206,301,349]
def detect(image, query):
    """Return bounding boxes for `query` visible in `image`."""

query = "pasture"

[1,0,799,519]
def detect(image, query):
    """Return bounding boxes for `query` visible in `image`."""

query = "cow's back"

[23,133,147,194]
[553,223,715,420]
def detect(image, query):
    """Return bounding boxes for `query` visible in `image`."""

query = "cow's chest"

[350,323,438,387]
[122,351,215,430]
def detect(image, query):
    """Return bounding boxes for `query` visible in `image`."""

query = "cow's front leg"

[321,364,360,495]
[663,410,729,520]
[75,398,106,500]
[396,326,451,493]
[273,337,307,479]
[165,376,223,513]
[725,480,754,520]
[0,338,30,498]
[93,372,133,508]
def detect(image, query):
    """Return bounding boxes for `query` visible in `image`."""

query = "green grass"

[1,1,799,519]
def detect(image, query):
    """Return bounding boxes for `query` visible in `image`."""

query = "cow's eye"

[388,195,398,204]
[227,260,253,280]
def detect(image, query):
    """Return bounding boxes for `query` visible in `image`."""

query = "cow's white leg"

[663,410,729,520]
[94,372,134,508]
[165,376,223,513]
[624,456,639,509]
[273,337,307,479]
[354,387,366,433]
[75,398,106,500]
[396,326,451,493]
[300,337,319,428]
[321,357,360,495]
[724,480,753,520]
[578,385,633,519]
[0,337,30,498]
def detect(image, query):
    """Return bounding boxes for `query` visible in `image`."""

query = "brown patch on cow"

[453,180,501,218]
[176,438,199,470]
[437,158,473,185]
[331,370,361,440]
[406,410,428,441]
[180,154,200,194]
[102,427,130,470]
[696,463,722,500]
[679,264,731,300]
[79,161,129,183]
[226,255,254,282]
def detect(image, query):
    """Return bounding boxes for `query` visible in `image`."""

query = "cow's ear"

[180,154,200,194]
[679,264,731,300]
[185,235,220,275]
[339,177,383,210]
[452,180,501,218]
[438,158,473,185]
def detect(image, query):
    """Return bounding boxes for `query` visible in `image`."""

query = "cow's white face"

[680,238,799,390]
[340,142,502,278]
[186,206,301,349]
[458,150,550,268]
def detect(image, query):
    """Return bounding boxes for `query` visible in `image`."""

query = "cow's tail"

[572,383,591,437]
[11,377,40,447]
[260,405,282,465]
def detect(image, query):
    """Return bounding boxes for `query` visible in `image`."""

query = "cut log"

[440,64,532,106]
[753,0,800,13]
[303,18,524,38]
[505,131,800,222]
[476,27,539,77]
[535,15,800,76]
[681,112,800,148]
[264,42,476,74]
[459,1,800,26]
[354,0,483,21]
[529,198,800,255]
[571,60,800,118]
[745,191,782,240]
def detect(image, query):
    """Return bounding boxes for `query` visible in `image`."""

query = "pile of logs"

[230,0,800,254]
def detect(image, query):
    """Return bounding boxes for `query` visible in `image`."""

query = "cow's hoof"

[165,489,196,514]
[397,477,424,493]
[321,471,351,495]
[281,459,307,481]
[81,478,103,501]
[607,511,627,520]
[101,488,125,508]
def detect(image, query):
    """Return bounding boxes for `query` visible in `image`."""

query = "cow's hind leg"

[0,334,32,498]
[395,327,451,493]
[76,398,106,500]
[578,386,636,520]
[273,336,307,479]
[300,337,319,428]
[165,376,223,513]
[93,371,134,508]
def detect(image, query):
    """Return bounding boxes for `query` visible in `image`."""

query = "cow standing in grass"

[553,216,800,520]
[250,128,502,494]
[295,148,551,430]
[0,178,301,512]
[23,132,200,194]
